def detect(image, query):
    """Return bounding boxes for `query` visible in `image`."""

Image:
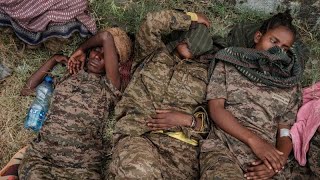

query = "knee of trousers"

[109,136,162,179]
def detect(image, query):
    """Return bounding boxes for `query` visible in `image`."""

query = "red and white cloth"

[291,81,320,166]
[0,0,96,34]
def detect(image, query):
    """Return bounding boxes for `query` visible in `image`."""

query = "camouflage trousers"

[18,144,102,180]
[290,132,320,179]
[108,133,199,180]
[199,134,291,180]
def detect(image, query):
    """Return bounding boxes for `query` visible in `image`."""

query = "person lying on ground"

[200,10,306,180]
[18,27,132,180]
[107,9,216,179]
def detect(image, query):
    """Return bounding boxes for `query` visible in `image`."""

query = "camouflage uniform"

[19,70,121,180]
[200,61,300,179]
[109,10,209,179]
[290,131,320,179]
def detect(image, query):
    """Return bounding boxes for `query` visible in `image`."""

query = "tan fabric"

[19,71,121,179]
[201,61,300,177]
[103,27,132,64]
[109,133,199,180]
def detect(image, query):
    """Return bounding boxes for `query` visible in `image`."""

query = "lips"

[88,58,100,67]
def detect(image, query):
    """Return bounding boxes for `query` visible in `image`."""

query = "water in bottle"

[24,76,54,132]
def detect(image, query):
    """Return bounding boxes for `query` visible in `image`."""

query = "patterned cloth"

[166,23,214,57]
[0,0,96,45]
[209,45,304,88]
[109,10,211,179]
[19,70,121,179]
[109,133,199,179]
[113,10,210,139]
[200,61,301,179]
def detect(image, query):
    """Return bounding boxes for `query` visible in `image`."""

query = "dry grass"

[1,0,319,168]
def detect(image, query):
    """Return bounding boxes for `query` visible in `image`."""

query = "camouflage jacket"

[113,10,209,140]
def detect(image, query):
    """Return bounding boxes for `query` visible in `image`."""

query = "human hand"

[244,160,278,179]
[68,48,86,74]
[248,136,285,172]
[196,13,210,27]
[146,109,192,130]
[53,54,68,65]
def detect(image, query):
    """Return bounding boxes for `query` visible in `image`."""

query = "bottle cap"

[44,76,53,84]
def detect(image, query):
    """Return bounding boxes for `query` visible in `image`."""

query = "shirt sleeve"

[206,61,227,100]
[104,77,122,101]
[278,86,302,126]
[132,10,192,71]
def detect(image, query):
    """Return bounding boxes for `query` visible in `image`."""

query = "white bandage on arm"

[280,128,291,138]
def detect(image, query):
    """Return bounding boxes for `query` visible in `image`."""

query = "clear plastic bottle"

[24,76,54,132]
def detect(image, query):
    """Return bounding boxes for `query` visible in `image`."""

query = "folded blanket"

[0,12,92,45]
[0,0,96,45]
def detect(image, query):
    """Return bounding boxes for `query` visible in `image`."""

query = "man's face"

[87,47,105,74]
[254,25,295,52]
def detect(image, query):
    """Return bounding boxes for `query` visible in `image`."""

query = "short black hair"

[259,10,297,39]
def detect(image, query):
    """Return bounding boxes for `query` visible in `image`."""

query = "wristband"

[280,128,291,138]
[186,12,198,21]
[190,115,197,129]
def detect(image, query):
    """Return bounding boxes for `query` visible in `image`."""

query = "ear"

[254,31,263,44]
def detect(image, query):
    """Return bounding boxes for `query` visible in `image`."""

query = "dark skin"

[209,25,295,179]
[244,26,295,180]
[145,12,210,131]
[20,55,68,96]
[21,31,119,96]
[67,12,210,131]
[68,31,120,90]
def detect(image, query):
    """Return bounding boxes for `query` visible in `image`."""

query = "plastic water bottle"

[24,76,54,132]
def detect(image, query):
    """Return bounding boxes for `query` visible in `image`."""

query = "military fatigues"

[290,131,320,179]
[109,10,208,179]
[19,70,121,180]
[200,61,300,179]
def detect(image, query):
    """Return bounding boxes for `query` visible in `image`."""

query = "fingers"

[146,118,171,125]
[250,160,263,166]
[68,57,76,74]
[245,167,275,179]
[155,109,171,114]
[196,13,211,27]
[276,149,284,155]
[247,165,265,172]
[146,122,173,130]
[266,151,283,171]
[262,159,272,170]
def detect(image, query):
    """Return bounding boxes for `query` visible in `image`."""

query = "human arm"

[208,99,284,172]
[243,125,293,179]
[20,55,68,96]
[146,109,203,131]
[207,61,284,172]
[132,10,210,71]
[68,31,111,74]
[102,31,121,90]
